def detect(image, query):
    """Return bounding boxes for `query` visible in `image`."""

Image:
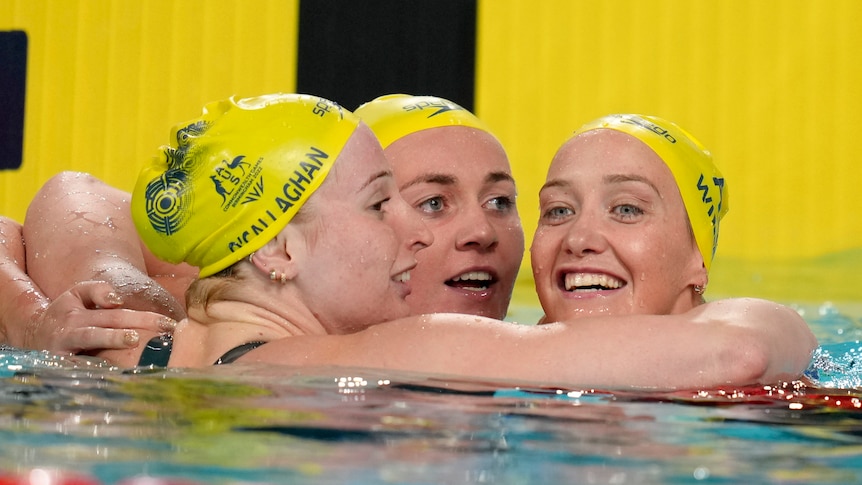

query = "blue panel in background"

[296,0,477,112]
[0,30,27,171]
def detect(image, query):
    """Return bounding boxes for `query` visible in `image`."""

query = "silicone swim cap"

[132,93,360,277]
[355,94,492,148]
[573,114,729,271]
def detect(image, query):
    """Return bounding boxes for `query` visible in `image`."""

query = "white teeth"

[564,273,623,291]
[451,271,492,282]
[395,271,411,283]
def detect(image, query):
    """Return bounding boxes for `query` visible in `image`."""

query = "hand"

[24,280,177,354]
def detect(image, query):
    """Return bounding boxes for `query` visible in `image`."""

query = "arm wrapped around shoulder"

[698,297,818,385]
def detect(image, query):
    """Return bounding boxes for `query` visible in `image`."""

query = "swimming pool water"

[1,298,861,484]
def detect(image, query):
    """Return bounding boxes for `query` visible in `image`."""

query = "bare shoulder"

[694,297,804,324]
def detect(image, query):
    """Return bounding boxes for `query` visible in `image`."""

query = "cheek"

[500,219,526,251]
[530,231,556,276]
[530,227,557,257]
[626,226,691,281]
[416,236,447,265]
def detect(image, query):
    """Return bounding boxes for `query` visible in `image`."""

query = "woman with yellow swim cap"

[355,95,524,319]
[532,114,729,321]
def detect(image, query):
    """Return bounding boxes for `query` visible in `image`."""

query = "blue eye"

[542,206,573,221]
[614,204,644,219]
[417,196,445,214]
[486,196,514,212]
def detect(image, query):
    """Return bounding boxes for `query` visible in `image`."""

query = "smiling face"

[291,123,433,333]
[385,126,524,319]
[530,129,706,321]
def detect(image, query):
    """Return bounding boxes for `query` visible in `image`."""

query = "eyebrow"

[539,173,660,195]
[360,170,393,191]
[486,171,516,185]
[401,173,456,191]
[400,171,515,191]
[603,173,661,195]
[539,179,569,194]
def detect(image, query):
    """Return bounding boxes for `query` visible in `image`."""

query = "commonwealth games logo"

[144,169,192,235]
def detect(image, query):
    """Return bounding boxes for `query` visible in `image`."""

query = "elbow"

[26,171,96,221]
[715,301,819,386]
[724,340,772,386]
[720,333,816,387]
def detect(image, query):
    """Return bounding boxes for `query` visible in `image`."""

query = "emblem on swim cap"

[355,94,492,148]
[573,114,729,271]
[132,93,360,277]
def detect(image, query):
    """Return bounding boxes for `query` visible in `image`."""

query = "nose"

[455,206,498,252]
[562,212,608,257]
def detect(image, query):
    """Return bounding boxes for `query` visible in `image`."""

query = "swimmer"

[28,93,812,389]
[355,95,524,319]
[527,113,815,382]
[532,114,727,320]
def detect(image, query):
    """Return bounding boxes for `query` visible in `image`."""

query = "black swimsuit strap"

[137,334,173,367]
[214,341,267,365]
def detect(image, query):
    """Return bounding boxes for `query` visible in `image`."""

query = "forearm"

[241,307,816,391]
[0,216,49,346]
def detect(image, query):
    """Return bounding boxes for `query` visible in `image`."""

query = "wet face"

[530,129,705,322]
[385,126,525,319]
[292,123,433,333]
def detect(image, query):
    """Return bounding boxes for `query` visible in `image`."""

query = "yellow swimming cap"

[132,93,360,277]
[573,114,729,271]
[355,94,492,148]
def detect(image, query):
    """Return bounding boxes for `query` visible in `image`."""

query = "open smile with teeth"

[394,271,411,283]
[564,273,625,292]
[447,271,495,292]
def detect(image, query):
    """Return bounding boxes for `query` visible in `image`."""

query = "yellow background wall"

[0,0,300,221]
[475,0,861,302]
[2,0,860,301]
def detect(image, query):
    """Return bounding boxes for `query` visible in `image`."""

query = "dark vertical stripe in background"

[296,0,477,111]
[0,31,27,171]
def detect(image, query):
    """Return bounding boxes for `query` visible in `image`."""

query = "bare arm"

[1,216,175,353]
[23,172,196,321]
[0,215,50,344]
[241,298,816,390]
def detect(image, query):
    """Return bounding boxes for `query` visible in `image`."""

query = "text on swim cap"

[313,99,339,118]
[227,146,329,254]
[274,147,326,210]
[697,174,726,258]
[619,117,677,144]
[210,156,266,211]
[402,100,463,118]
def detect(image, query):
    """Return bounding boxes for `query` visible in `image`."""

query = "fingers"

[63,326,141,353]
[36,280,180,354]
[65,280,125,309]
[68,307,178,333]
[61,309,178,352]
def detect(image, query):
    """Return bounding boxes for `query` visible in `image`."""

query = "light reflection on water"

[2,307,862,485]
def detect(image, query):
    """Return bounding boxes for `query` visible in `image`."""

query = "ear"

[249,225,305,281]
[684,249,709,292]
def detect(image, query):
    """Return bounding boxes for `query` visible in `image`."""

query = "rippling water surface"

[1,284,862,483]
